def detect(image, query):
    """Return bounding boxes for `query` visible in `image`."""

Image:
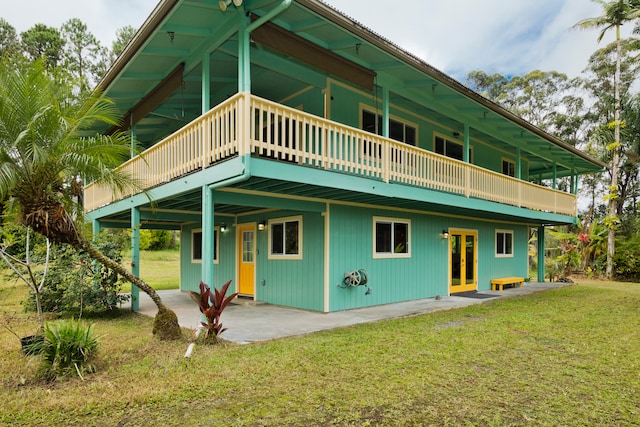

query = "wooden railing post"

[83,93,578,217]
[464,167,470,197]
[240,91,251,156]
[383,139,390,183]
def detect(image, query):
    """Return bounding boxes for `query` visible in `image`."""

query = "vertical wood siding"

[180,223,236,293]
[328,204,529,311]
[254,211,325,311]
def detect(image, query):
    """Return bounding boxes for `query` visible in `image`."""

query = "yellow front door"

[237,225,255,296]
[449,230,477,294]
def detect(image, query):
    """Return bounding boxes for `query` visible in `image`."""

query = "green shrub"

[131,229,177,251]
[30,319,99,381]
[614,234,640,281]
[30,231,129,315]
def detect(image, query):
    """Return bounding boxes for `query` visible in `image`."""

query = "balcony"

[84,92,576,216]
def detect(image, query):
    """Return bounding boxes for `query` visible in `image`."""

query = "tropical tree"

[0,18,20,57]
[60,18,104,95]
[573,0,640,278]
[0,56,182,339]
[20,23,64,67]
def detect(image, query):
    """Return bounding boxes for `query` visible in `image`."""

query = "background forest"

[1,1,640,317]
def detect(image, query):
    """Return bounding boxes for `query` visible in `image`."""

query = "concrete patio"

[127,282,569,344]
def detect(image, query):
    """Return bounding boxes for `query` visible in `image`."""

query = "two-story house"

[85,0,604,312]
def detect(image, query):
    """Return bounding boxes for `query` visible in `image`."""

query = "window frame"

[434,132,473,162]
[373,216,411,259]
[360,105,418,146]
[495,229,514,258]
[191,227,219,264]
[502,158,516,177]
[268,215,303,260]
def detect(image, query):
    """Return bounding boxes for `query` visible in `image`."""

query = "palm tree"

[0,56,182,339]
[574,0,640,278]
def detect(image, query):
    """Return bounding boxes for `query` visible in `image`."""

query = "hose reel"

[343,269,368,287]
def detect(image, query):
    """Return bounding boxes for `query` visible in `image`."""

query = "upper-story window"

[434,134,472,162]
[502,159,516,177]
[362,109,417,146]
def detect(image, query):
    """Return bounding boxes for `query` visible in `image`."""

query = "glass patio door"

[449,230,477,294]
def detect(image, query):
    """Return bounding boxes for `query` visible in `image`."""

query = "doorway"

[449,229,477,294]
[237,224,256,296]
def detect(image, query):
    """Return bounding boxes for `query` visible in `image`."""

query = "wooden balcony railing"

[84,92,576,216]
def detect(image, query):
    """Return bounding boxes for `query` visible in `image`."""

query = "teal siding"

[328,81,531,178]
[476,225,529,287]
[329,204,450,311]
[180,223,236,293]
[254,211,325,311]
[179,202,528,312]
[281,87,325,118]
[329,204,529,311]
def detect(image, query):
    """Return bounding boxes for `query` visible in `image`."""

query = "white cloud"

[323,0,610,80]
[2,0,156,47]
[0,0,630,80]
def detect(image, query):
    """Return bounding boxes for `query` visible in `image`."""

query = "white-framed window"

[192,227,219,264]
[502,158,516,177]
[268,216,303,260]
[373,216,411,258]
[361,107,417,146]
[434,133,472,162]
[495,229,514,258]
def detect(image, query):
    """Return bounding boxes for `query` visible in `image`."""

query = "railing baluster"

[84,93,576,217]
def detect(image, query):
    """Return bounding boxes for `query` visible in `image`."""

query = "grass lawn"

[1,280,639,426]
[120,249,180,291]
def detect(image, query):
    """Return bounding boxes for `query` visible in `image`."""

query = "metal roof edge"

[298,0,606,171]
[96,0,180,93]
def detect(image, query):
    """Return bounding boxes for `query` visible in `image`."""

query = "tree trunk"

[606,27,622,279]
[75,236,167,313]
[20,197,182,339]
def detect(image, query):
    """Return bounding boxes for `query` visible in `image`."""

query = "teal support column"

[552,163,557,190]
[92,219,101,238]
[515,147,522,179]
[130,125,137,158]
[381,86,389,138]
[463,123,470,163]
[202,52,210,113]
[201,185,215,287]
[537,226,545,282]
[238,13,250,92]
[130,207,141,311]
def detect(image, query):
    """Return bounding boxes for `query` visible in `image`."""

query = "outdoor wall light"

[258,220,266,231]
[220,223,228,232]
[452,131,461,138]
[219,0,243,12]
[441,230,449,239]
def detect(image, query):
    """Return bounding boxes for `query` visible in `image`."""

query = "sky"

[0,0,632,83]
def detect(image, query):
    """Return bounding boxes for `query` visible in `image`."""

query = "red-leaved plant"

[189,280,238,343]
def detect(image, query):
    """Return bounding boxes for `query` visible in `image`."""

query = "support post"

[202,52,210,113]
[463,123,470,163]
[537,225,545,283]
[130,207,141,311]
[552,163,557,190]
[381,86,389,138]
[515,147,522,179]
[238,13,250,93]
[201,185,215,287]
[130,125,137,159]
